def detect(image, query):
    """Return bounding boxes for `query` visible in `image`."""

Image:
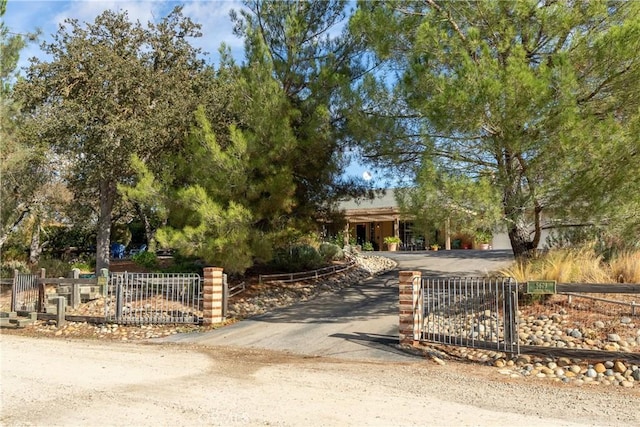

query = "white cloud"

[5,0,245,73]
[181,0,245,60]
[51,1,163,27]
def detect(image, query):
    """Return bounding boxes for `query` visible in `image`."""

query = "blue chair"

[129,244,147,256]
[110,243,126,259]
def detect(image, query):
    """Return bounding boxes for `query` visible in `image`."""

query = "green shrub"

[1,245,28,262]
[70,253,96,273]
[270,244,324,272]
[162,253,201,274]
[44,225,95,253]
[1,260,30,277]
[318,242,344,261]
[362,241,374,251]
[132,251,158,270]
[37,257,71,277]
[70,262,94,273]
[326,231,357,247]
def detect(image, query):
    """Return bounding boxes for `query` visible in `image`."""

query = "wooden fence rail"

[259,259,357,284]
[553,283,640,293]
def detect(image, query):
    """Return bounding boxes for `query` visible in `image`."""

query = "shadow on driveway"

[249,271,399,324]
[164,250,514,361]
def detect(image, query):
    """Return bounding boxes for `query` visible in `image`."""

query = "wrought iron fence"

[105,272,202,324]
[12,274,40,312]
[419,276,519,354]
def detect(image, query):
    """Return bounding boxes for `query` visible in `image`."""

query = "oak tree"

[16,7,206,271]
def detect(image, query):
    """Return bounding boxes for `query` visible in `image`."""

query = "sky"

[4,0,377,184]
[5,0,245,69]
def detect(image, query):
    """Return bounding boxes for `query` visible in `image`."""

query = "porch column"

[445,217,451,250]
[343,221,350,246]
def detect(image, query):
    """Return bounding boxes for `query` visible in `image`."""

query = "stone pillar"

[399,270,422,345]
[202,267,224,324]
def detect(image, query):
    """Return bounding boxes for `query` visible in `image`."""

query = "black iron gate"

[12,274,40,312]
[105,272,203,324]
[418,277,519,354]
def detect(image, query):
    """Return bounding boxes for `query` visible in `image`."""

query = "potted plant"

[383,236,401,251]
[475,229,492,250]
[362,241,374,251]
[430,243,440,251]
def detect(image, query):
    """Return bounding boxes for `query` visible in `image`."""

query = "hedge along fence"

[258,258,357,284]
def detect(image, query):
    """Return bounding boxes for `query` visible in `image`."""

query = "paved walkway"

[162,250,514,361]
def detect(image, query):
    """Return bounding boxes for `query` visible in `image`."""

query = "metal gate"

[418,277,519,354]
[105,272,203,324]
[12,274,40,312]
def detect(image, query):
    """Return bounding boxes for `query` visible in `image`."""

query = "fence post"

[115,279,123,320]
[70,268,81,309]
[222,274,228,318]
[99,268,108,297]
[38,268,46,313]
[55,296,66,327]
[202,267,224,324]
[503,282,517,353]
[399,270,422,345]
[11,269,18,312]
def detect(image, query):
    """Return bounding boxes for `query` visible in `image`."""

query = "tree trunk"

[134,203,155,251]
[29,219,42,265]
[504,193,543,260]
[505,202,538,259]
[501,150,539,260]
[95,180,116,274]
[0,206,30,250]
[508,225,536,259]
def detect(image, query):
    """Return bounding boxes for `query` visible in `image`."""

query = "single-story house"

[328,189,551,251]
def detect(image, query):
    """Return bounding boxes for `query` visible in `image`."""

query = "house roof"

[337,189,405,222]
[338,188,399,210]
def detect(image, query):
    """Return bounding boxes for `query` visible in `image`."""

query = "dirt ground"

[2,254,639,426]
[1,334,639,427]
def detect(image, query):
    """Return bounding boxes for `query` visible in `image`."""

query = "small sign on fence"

[97,276,107,296]
[526,280,557,294]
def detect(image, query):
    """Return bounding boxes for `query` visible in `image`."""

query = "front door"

[356,224,367,245]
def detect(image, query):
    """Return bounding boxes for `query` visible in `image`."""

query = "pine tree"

[352,0,640,257]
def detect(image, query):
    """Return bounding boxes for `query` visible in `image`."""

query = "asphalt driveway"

[161,250,514,361]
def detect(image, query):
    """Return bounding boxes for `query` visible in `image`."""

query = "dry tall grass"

[610,251,640,283]
[499,260,533,283]
[500,247,640,284]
